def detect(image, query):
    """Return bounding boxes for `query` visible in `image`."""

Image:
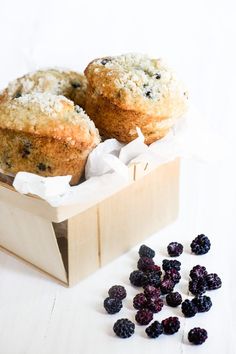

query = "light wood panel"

[98,159,180,265]
[67,206,99,286]
[0,201,67,283]
[0,182,60,221]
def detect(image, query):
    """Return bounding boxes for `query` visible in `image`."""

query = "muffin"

[0,92,100,185]
[0,68,87,109]
[85,53,188,144]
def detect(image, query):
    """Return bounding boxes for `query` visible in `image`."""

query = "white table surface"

[0,159,235,354]
[0,1,236,353]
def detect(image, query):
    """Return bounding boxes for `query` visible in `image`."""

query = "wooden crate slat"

[98,159,179,265]
[67,206,99,286]
[0,201,67,283]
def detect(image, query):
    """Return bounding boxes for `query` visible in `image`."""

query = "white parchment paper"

[12,107,227,207]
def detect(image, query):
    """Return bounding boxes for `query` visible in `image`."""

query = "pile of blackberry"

[102,236,221,345]
[181,261,221,318]
[103,285,126,314]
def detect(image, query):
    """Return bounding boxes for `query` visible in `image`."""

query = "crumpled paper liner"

[11,107,228,207]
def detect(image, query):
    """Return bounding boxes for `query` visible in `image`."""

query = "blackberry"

[160,279,175,294]
[101,58,111,66]
[139,244,155,258]
[133,293,147,310]
[189,278,207,296]
[192,295,212,312]
[181,299,198,317]
[142,271,161,288]
[145,264,162,276]
[164,269,181,284]
[167,242,183,257]
[21,142,32,158]
[104,297,122,314]
[147,297,164,313]
[37,163,47,171]
[146,321,163,338]
[135,308,153,325]
[137,257,155,271]
[189,265,208,280]
[113,318,135,338]
[143,285,161,299]
[166,292,182,307]
[205,273,222,290]
[188,327,208,345]
[162,317,180,334]
[14,91,22,99]
[71,81,81,88]
[190,234,211,255]
[162,259,181,271]
[108,285,127,300]
[154,73,161,80]
[129,270,145,287]
[145,90,153,99]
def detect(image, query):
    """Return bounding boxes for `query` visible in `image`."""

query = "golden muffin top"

[0,68,87,108]
[0,92,100,150]
[85,53,188,117]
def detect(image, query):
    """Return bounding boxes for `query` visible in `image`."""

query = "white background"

[0,0,236,353]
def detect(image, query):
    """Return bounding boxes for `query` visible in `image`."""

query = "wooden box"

[0,158,180,286]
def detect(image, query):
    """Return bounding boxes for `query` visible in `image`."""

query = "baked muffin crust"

[0,68,87,109]
[0,93,100,184]
[85,53,188,116]
[85,53,188,144]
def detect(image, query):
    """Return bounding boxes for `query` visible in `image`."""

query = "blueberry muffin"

[0,92,100,185]
[0,68,87,109]
[85,53,188,144]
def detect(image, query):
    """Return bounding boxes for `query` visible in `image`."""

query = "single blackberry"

[205,273,222,290]
[188,327,208,345]
[145,264,162,276]
[164,269,181,284]
[108,285,127,300]
[162,317,180,334]
[145,90,153,99]
[189,278,207,296]
[147,297,164,313]
[167,242,183,257]
[133,293,148,310]
[101,58,111,66]
[143,285,161,299]
[14,91,22,99]
[154,73,161,80]
[166,292,182,307]
[37,163,47,171]
[113,318,135,338]
[104,297,122,314]
[129,270,145,287]
[181,299,198,317]
[162,259,181,271]
[192,295,212,312]
[160,279,175,294]
[71,81,81,88]
[189,265,208,280]
[135,308,153,325]
[139,244,155,258]
[190,234,211,255]
[142,271,161,288]
[145,321,163,338]
[137,257,155,271]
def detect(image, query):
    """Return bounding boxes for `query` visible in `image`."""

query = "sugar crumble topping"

[2,92,99,139]
[15,92,72,117]
[6,68,87,99]
[93,53,185,100]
